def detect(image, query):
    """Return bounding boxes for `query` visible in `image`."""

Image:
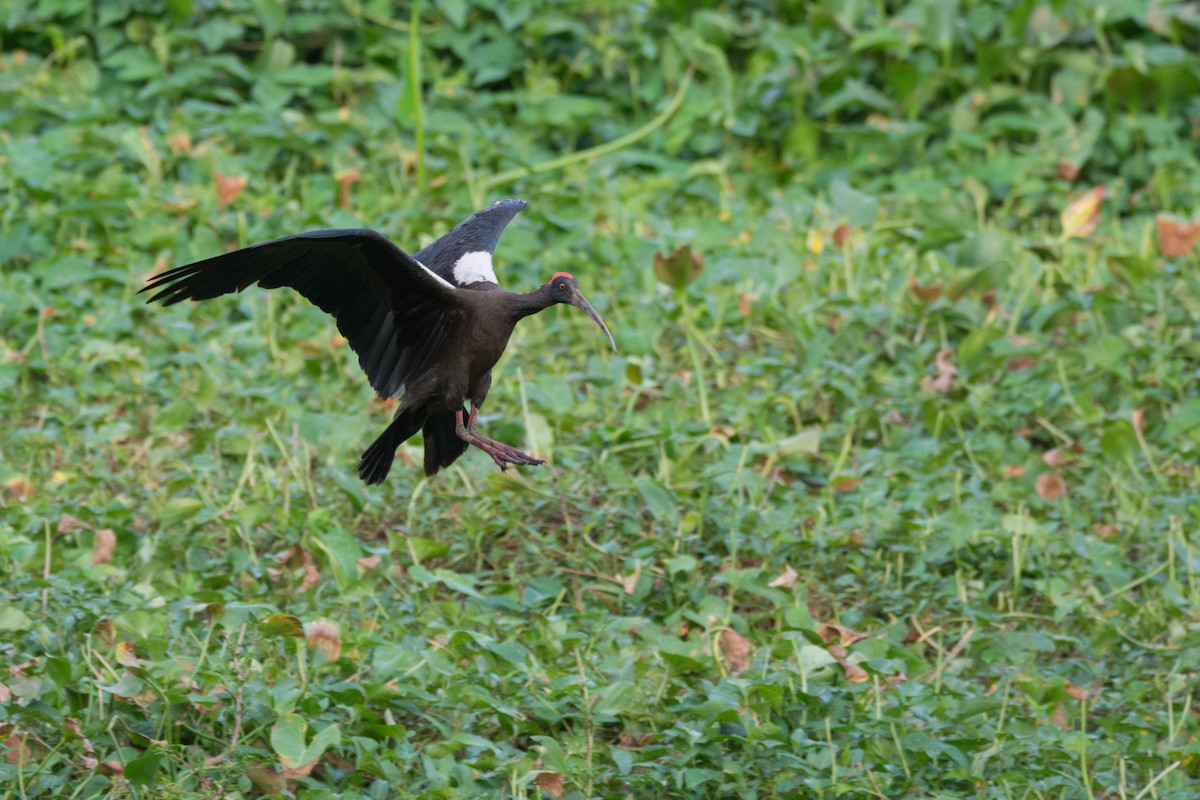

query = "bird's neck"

[510,284,555,322]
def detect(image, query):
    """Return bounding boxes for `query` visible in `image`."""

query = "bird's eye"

[557,282,566,291]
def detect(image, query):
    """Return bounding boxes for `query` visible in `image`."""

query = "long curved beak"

[570,291,617,354]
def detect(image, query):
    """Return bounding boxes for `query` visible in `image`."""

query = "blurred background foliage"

[2,0,1200,797]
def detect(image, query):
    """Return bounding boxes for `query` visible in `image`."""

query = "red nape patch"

[550,271,574,283]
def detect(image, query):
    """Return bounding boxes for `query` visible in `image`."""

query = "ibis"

[141,199,615,484]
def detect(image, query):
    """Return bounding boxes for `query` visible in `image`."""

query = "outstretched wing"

[141,229,463,398]
[415,198,527,288]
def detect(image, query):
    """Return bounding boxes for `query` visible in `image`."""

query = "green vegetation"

[3,1,1200,797]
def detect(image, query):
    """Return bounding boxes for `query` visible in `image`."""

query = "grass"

[2,1,1200,798]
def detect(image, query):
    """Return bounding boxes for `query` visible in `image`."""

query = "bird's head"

[548,272,617,354]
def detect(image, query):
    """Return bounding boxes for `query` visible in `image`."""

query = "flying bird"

[141,199,616,484]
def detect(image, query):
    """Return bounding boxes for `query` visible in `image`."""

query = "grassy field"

[2,1,1200,798]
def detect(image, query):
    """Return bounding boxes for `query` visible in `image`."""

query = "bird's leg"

[466,403,545,463]
[455,409,544,471]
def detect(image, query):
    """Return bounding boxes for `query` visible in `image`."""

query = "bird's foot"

[472,437,544,471]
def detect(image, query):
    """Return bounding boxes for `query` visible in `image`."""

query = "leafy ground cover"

[2,1,1200,797]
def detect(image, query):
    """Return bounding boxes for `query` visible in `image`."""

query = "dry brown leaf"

[1064,679,1089,701]
[922,348,957,393]
[215,172,246,207]
[4,477,34,502]
[93,529,116,564]
[1049,703,1070,731]
[247,765,286,794]
[335,168,361,211]
[305,619,342,662]
[737,292,753,317]
[718,629,753,674]
[1131,408,1145,433]
[356,554,382,571]
[167,132,192,156]
[1042,448,1068,468]
[99,760,124,777]
[115,642,141,668]
[618,563,642,595]
[1055,160,1080,181]
[3,731,35,766]
[1093,523,1118,538]
[652,245,704,289]
[0,683,9,703]
[1061,185,1105,239]
[301,552,320,593]
[832,224,852,247]
[832,476,859,493]
[827,642,870,683]
[768,564,800,589]
[1157,215,1200,258]
[1003,465,1025,479]
[816,622,871,647]
[1006,356,1037,371]
[93,619,115,647]
[534,770,565,799]
[907,276,942,304]
[281,756,320,779]
[57,514,87,534]
[1035,472,1067,501]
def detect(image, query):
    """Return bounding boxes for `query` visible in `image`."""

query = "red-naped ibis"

[141,199,615,484]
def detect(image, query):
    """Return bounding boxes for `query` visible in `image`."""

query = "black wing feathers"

[141,230,460,398]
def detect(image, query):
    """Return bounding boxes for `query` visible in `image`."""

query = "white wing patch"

[452,250,498,285]
[414,258,456,291]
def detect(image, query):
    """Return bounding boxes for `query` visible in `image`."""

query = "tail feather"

[422,409,469,476]
[359,408,424,485]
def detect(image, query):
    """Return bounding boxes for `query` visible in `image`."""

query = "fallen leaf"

[93,619,115,647]
[167,132,192,156]
[1055,160,1080,181]
[1006,356,1037,371]
[618,562,642,595]
[247,765,286,794]
[1035,472,1067,501]
[356,554,382,571]
[718,630,753,674]
[335,168,361,210]
[1060,185,1105,239]
[1093,523,1118,537]
[1049,703,1070,730]
[1004,465,1025,478]
[1042,448,1068,468]
[832,224,851,247]
[534,770,565,799]
[1157,215,1200,257]
[1064,679,1089,701]
[4,477,34,502]
[281,756,320,779]
[907,276,942,303]
[99,760,124,777]
[652,245,704,289]
[828,642,869,683]
[832,476,858,493]
[768,564,799,588]
[922,348,957,393]
[305,619,342,662]
[93,529,116,564]
[816,623,871,647]
[115,642,141,668]
[215,171,246,207]
[57,514,87,534]
[1131,409,1145,433]
[0,683,9,703]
